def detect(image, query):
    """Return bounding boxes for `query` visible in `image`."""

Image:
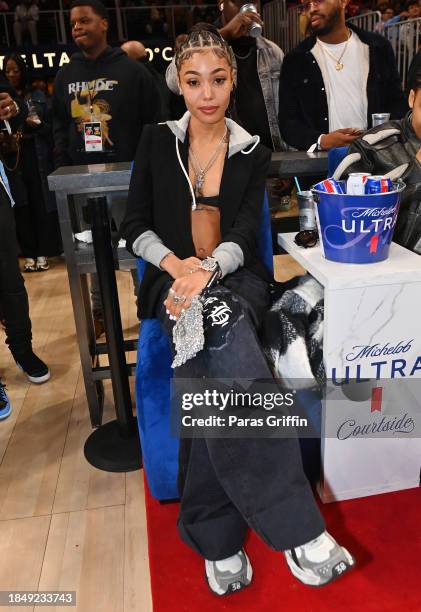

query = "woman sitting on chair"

[121,23,355,597]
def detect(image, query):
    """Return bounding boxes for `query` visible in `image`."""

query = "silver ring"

[169,288,176,295]
[172,294,186,305]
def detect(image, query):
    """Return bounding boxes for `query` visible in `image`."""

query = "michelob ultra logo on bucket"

[311,180,405,264]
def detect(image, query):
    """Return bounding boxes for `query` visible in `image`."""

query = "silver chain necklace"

[189,127,228,197]
[234,48,254,60]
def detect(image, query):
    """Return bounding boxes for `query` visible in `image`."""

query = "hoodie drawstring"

[241,135,260,155]
[176,136,197,211]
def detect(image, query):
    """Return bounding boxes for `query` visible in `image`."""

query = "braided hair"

[174,23,236,74]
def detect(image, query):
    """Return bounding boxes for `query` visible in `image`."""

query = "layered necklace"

[189,127,229,198]
[318,29,351,71]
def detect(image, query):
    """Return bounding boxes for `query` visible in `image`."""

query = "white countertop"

[277,233,421,290]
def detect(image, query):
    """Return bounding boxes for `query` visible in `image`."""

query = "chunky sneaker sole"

[284,532,355,587]
[205,549,253,596]
[16,363,51,384]
[0,384,11,420]
[0,404,11,420]
[13,350,51,385]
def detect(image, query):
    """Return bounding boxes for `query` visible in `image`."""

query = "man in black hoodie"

[52,0,158,334]
[53,0,158,166]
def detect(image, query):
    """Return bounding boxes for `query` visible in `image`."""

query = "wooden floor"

[0,255,304,612]
[0,260,151,612]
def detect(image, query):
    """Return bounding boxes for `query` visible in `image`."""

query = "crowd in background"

[1,0,421,49]
[346,0,419,17]
[1,0,420,19]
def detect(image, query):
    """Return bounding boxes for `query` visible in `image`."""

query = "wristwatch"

[200,257,222,286]
[199,257,220,274]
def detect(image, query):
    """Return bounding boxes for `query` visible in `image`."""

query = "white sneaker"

[36,256,49,271]
[24,258,36,272]
[205,549,253,596]
[284,531,355,586]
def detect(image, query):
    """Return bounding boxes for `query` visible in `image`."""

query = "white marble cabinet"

[278,234,421,502]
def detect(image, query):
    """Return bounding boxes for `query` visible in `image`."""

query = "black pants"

[14,206,61,259]
[9,139,61,259]
[0,189,32,357]
[158,269,325,561]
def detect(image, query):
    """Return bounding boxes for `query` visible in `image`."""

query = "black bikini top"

[195,194,220,209]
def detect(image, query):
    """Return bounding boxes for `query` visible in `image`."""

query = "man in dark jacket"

[52,0,158,334]
[341,66,421,254]
[278,0,407,151]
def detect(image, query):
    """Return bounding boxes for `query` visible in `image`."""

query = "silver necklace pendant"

[195,174,204,197]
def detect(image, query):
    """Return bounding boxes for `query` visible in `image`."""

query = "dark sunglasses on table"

[294,229,319,248]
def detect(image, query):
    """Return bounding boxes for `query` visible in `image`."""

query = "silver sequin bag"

[171,296,205,368]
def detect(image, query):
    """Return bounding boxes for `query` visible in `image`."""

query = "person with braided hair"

[122,24,356,597]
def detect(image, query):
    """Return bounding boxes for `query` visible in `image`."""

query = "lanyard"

[86,80,96,121]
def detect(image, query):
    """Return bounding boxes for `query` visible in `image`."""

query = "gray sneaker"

[284,531,355,587]
[205,549,253,596]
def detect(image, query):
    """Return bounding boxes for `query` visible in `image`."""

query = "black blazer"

[278,25,408,151]
[121,123,272,319]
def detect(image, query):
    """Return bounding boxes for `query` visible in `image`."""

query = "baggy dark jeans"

[157,268,325,561]
[0,187,32,358]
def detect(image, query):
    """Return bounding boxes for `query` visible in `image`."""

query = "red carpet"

[144,481,421,612]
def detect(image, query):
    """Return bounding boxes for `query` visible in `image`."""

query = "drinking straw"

[294,176,302,193]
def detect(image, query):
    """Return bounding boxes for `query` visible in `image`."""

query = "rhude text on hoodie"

[52,46,159,167]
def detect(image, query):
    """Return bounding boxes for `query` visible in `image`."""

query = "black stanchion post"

[83,196,142,472]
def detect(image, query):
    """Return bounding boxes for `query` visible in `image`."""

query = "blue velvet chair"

[135,193,274,500]
[327,146,349,177]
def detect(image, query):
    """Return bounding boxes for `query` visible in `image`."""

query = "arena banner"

[0,40,174,76]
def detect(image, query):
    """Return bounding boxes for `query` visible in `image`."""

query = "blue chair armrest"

[327,147,349,177]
